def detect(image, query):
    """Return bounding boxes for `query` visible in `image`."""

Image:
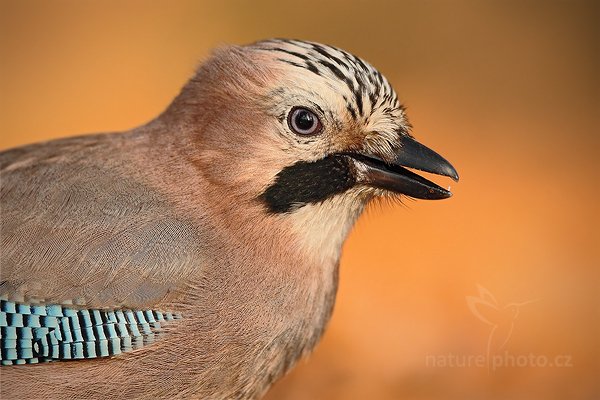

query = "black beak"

[348,136,459,200]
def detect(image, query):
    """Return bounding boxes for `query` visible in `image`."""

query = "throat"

[287,190,368,265]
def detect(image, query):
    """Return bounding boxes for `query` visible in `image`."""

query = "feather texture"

[0,298,181,365]
[0,134,205,309]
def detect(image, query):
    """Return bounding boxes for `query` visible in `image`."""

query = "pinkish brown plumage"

[0,39,457,399]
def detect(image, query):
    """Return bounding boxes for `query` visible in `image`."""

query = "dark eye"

[287,107,322,135]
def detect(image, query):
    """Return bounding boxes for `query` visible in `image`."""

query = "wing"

[0,135,205,309]
[0,135,207,365]
[0,298,182,365]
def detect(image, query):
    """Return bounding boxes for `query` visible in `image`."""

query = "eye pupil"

[295,110,314,130]
[288,107,322,135]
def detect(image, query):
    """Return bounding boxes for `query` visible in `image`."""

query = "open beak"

[347,136,459,200]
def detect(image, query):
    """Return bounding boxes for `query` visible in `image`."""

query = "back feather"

[0,134,205,309]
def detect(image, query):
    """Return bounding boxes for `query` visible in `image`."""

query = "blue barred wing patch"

[0,298,181,365]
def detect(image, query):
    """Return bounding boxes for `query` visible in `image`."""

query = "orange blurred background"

[1,1,598,399]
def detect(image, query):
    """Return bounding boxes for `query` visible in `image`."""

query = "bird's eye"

[287,107,322,136]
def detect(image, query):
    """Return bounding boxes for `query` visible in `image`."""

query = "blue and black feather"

[0,298,181,365]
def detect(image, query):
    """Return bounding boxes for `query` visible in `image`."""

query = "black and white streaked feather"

[255,39,403,125]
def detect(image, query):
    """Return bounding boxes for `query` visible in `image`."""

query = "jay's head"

[166,39,458,247]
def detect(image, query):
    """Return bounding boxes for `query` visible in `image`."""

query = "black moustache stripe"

[260,155,356,213]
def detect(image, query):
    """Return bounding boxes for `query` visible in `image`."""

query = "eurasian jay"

[0,39,458,399]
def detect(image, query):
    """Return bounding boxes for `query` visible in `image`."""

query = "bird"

[0,38,458,399]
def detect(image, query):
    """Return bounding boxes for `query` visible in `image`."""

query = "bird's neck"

[285,193,367,267]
